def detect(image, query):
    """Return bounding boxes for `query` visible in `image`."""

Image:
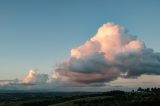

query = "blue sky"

[0,0,160,80]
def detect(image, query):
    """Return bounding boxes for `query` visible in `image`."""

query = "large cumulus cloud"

[53,22,160,86]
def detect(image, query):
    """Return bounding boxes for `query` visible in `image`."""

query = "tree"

[137,87,143,92]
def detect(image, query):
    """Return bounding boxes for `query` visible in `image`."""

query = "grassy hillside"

[50,96,112,106]
[50,89,160,106]
[1,88,160,106]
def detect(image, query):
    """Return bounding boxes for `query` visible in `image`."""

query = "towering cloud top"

[71,23,144,61]
[53,22,160,87]
[22,69,48,84]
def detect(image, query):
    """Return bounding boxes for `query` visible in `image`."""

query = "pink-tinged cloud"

[22,69,48,84]
[53,22,160,86]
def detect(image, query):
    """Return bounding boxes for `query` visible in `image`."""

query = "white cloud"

[53,22,160,86]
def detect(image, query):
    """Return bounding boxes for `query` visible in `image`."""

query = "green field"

[0,88,160,106]
[50,96,111,106]
[50,88,160,106]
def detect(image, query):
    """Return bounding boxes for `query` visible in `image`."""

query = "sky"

[0,0,160,91]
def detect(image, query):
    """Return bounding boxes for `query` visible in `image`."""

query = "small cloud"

[22,69,48,84]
